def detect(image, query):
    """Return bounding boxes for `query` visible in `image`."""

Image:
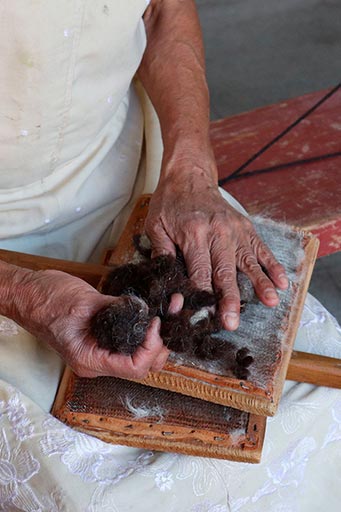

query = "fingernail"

[278,273,289,287]
[224,312,239,330]
[152,317,161,330]
[264,288,278,300]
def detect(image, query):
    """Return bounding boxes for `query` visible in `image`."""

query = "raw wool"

[92,215,305,387]
[92,237,253,373]
[92,295,150,355]
[222,407,234,422]
[0,317,19,336]
[137,233,151,252]
[171,216,306,390]
[69,376,252,439]
[129,234,151,264]
[122,394,166,422]
[190,308,211,326]
[228,426,249,445]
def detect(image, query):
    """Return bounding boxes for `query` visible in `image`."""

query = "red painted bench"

[211,88,341,257]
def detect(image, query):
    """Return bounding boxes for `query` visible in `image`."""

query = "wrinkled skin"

[145,160,288,331]
[10,269,180,379]
[139,1,288,331]
[0,0,288,380]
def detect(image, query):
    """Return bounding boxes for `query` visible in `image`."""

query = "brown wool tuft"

[90,236,254,377]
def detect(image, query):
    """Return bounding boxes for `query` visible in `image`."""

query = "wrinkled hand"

[145,157,288,331]
[12,269,180,378]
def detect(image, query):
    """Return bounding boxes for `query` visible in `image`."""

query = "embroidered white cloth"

[0,295,340,512]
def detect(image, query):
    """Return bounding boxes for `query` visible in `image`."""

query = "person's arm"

[139,0,288,331]
[0,260,170,378]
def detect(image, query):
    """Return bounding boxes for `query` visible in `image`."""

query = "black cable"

[218,83,341,187]
[219,151,341,182]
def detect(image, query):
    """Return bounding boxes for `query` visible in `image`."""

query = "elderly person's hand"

[140,0,288,331]
[1,265,174,378]
[145,152,288,331]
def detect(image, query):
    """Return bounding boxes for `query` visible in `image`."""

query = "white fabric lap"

[0,295,340,511]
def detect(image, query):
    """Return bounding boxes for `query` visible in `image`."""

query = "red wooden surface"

[211,88,341,257]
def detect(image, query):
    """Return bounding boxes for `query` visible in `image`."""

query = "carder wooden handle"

[1,247,340,389]
[0,248,110,288]
[287,350,341,389]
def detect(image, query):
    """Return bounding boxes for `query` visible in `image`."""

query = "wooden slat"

[210,88,341,257]
[287,350,341,388]
[0,248,109,288]
[52,367,266,463]
[2,230,339,393]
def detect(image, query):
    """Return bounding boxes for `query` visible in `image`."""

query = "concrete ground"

[196,0,341,323]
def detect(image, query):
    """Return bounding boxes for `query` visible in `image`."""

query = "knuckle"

[211,211,226,224]
[211,215,230,236]
[259,249,273,266]
[222,291,240,303]
[271,262,286,274]
[241,217,254,232]
[214,264,235,284]
[189,210,207,220]
[185,217,208,237]
[190,263,211,284]
[250,234,263,250]
[260,251,285,275]
[132,366,149,380]
[254,240,275,264]
[237,249,259,271]
[255,274,272,290]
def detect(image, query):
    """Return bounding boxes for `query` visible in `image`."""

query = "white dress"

[0,2,340,511]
